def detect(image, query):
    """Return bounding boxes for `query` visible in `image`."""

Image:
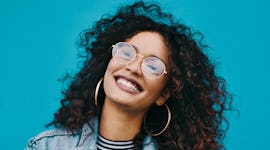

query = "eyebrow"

[125,42,168,68]
[128,43,162,59]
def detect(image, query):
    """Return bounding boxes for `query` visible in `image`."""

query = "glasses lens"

[142,57,166,79]
[112,42,136,64]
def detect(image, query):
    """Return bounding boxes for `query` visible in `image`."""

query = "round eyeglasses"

[112,42,168,79]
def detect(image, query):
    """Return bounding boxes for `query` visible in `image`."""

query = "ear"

[155,89,171,106]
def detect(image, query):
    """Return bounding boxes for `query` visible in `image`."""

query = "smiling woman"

[103,32,170,111]
[25,1,232,150]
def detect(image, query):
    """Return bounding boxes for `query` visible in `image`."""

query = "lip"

[114,75,143,93]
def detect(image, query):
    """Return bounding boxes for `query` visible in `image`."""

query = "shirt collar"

[78,117,157,149]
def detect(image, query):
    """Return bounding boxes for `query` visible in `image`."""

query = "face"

[103,31,170,112]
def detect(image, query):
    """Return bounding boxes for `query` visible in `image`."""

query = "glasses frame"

[112,42,168,79]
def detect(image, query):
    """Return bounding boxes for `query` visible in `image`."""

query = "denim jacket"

[25,118,157,150]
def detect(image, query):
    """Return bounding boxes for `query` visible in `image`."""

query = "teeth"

[117,78,140,93]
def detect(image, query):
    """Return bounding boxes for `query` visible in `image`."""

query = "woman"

[25,1,232,150]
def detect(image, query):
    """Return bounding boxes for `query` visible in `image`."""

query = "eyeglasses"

[112,42,167,79]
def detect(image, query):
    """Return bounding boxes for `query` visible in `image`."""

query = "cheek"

[146,80,167,98]
[106,60,114,72]
[104,60,116,84]
[105,58,122,72]
[103,59,122,87]
[103,60,116,98]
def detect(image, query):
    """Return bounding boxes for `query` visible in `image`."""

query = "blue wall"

[0,0,269,149]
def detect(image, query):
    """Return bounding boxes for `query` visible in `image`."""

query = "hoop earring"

[144,104,171,136]
[94,78,104,107]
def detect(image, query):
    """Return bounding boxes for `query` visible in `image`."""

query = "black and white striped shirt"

[96,134,135,150]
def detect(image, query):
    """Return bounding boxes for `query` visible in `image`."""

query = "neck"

[99,98,145,141]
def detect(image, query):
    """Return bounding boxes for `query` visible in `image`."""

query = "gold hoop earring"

[144,104,171,136]
[94,78,103,107]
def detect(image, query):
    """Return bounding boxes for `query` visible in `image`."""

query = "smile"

[115,77,142,93]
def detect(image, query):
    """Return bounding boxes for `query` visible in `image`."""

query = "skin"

[99,31,171,141]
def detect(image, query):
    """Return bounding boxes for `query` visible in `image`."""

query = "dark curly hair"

[47,1,232,149]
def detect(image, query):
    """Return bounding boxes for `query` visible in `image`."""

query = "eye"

[147,64,157,71]
[143,57,165,75]
[146,64,162,74]
[119,49,134,60]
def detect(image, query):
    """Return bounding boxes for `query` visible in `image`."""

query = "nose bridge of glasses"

[127,53,143,65]
[129,53,143,65]
[124,53,144,74]
[136,53,144,59]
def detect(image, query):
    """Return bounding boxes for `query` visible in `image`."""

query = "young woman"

[25,1,232,150]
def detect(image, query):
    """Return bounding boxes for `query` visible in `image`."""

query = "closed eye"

[119,50,133,59]
[146,64,162,74]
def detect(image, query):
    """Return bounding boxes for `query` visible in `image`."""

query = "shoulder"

[29,128,80,141]
[25,128,81,150]
[25,118,99,150]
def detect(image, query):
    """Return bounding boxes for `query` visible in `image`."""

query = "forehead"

[125,31,169,63]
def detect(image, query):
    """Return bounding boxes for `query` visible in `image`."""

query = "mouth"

[114,76,143,94]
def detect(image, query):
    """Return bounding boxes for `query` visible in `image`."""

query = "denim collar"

[77,117,157,150]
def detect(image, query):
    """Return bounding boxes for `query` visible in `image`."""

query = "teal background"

[0,0,269,149]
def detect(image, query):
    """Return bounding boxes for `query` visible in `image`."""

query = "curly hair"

[47,1,232,149]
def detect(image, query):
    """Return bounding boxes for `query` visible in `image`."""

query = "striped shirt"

[96,134,135,150]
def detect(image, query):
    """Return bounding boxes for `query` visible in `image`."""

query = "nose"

[125,54,144,76]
